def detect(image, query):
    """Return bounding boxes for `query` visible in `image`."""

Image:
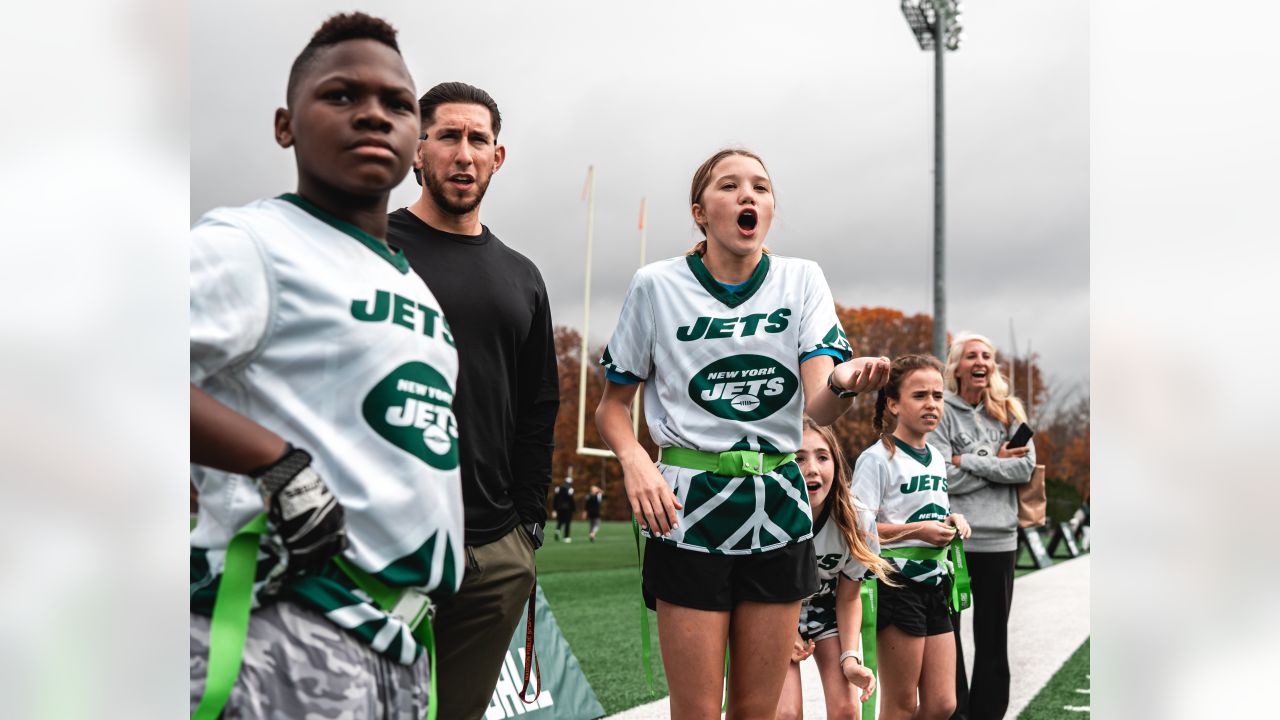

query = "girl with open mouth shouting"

[777,417,894,720]
[595,147,890,718]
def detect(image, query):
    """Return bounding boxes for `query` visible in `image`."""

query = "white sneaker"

[564,538,572,543]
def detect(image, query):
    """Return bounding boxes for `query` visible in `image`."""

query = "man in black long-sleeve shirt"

[388,82,559,720]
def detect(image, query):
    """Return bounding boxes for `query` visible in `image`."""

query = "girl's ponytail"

[874,387,895,457]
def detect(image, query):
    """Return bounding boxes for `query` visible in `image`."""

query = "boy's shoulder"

[195,196,290,224]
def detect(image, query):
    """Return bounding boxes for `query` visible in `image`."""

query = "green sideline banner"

[485,584,605,720]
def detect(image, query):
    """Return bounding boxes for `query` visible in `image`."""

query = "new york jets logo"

[688,354,798,421]
[906,503,950,523]
[363,362,459,470]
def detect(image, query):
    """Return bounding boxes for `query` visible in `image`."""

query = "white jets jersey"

[601,253,852,455]
[811,497,880,584]
[189,194,464,664]
[852,437,952,586]
[600,253,852,554]
[798,496,878,640]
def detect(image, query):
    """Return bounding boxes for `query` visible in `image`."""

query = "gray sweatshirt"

[927,391,1036,552]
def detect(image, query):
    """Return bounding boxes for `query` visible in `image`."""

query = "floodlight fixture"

[900,0,963,52]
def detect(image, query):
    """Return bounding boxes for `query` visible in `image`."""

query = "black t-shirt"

[585,492,603,519]
[388,208,560,545]
[554,485,576,516]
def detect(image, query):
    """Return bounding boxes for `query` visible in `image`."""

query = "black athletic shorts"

[642,538,818,612]
[876,572,954,637]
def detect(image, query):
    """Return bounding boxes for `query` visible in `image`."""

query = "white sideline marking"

[1063,705,1090,712]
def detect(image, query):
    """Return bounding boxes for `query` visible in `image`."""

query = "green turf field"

[538,520,1088,716]
[1018,638,1090,719]
[537,521,669,714]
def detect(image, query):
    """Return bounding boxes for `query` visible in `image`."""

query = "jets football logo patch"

[688,354,798,421]
[363,362,460,470]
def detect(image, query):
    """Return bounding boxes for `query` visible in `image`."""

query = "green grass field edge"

[1018,637,1090,719]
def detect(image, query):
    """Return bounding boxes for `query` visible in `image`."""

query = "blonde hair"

[686,148,772,256]
[943,332,1027,427]
[802,417,894,584]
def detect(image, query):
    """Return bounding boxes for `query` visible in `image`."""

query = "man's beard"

[425,170,489,216]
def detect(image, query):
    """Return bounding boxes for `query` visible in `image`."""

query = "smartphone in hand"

[1007,422,1034,449]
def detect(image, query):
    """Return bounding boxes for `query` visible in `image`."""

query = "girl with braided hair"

[852,355,971,720]
[777,417,894,720]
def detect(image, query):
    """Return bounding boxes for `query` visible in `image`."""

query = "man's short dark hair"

[287,12,402,106]
[419,82,503,138]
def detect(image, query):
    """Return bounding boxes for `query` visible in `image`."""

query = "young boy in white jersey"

[852,355,972,720]
[778,417,894,720]
[595,148,891,718]
[189,13,464,719]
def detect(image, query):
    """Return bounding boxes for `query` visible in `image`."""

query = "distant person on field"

[554,476,576,542]
[584,484,604,542]
[928,333,1035,720]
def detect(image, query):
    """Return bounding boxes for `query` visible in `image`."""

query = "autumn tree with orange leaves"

[550,326,656,521]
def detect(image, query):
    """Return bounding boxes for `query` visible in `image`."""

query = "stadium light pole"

[901,0,964,361]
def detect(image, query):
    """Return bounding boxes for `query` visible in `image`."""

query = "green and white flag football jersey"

[852,438,951,587]
[600,253,852,554]
[799,497,879,641]
[190,194,464,664]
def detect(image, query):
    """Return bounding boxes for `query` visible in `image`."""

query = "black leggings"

[950,550,1016,720]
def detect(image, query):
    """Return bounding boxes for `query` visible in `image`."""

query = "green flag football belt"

[629,448,796,697]
[881,536,972,613]
[860,581,879,720]
[192,513,439,720]
[659,447,795,477]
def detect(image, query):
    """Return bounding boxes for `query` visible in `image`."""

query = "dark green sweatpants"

[432,525,537,720]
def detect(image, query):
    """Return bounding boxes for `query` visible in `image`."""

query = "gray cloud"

[193,0,1088,395]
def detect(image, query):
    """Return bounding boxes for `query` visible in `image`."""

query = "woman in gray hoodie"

[929,332,1035,720]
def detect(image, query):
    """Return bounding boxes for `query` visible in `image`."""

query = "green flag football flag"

[485,584,605,720]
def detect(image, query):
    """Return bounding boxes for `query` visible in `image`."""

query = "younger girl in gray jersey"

[853,355,971,720]
[777,417,893,720]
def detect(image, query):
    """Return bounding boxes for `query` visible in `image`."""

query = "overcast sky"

[192,0,1088,399]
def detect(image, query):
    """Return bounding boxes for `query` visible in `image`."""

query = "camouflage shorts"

[798,588,839,642]
[191,599,430,719]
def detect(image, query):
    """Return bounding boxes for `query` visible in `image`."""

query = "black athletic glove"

[250,444,348,578]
